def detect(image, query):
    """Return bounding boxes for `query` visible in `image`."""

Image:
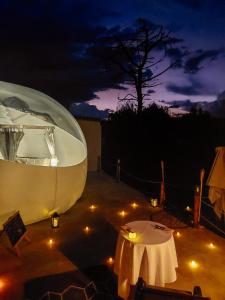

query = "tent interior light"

[50,157,58,167]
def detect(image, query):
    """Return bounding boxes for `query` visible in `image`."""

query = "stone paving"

[0,172,225,300]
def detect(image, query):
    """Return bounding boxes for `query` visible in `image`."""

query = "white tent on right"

[207,147,225,220]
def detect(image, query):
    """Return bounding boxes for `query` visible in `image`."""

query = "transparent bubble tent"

[0,81,87,226]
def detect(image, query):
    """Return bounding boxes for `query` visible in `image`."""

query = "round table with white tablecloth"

[114,220,178,299]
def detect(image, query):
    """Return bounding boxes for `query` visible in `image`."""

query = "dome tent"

[0,81,87,227]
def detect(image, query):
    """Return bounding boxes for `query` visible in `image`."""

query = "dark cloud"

[167,82,202,96]
[184,49,224,73]
[70,102,111,119]
[166,78,217,96]
[0,1,124,106]
[173,0,203,10]
[166,47,189,68]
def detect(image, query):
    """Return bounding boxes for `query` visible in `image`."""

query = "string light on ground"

[107,257,114,265]
[48,239,54,247]
[0,279,4,291]
[185,206,192,212]
[89,205,97,212]
[84,226,90,233]
[118,210,127,217]
[131,202,138,209]
[189,260,199,269]
[175,231,181,238]
[208,242,215,249]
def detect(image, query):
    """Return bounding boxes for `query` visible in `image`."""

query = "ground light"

[118,210,127,217]
[189,260,199,269]
[175,231,181,238]
[84,226,90,233]
[131,202,138,209]
[0,279,4,290]
[106,257,114,265]
[208,242,215,249]
[48,239,54,248]
[89,204,97,212]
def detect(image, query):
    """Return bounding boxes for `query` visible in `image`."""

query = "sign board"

[3,212,27,246]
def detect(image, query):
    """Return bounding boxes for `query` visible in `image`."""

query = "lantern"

[150,198,158,207]
[128,232,137,239]
[51,212,60,228]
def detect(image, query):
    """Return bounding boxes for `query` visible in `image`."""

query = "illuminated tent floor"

[0,172,225,300]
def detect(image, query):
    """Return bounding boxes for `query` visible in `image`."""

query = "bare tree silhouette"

[107,19,181,114]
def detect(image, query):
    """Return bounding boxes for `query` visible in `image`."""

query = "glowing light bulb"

[119,210,127,217]
[186,206,191,211]
[131,202,138,209]
[175,231,181,237]
[84,226,90,233]
[51,157,58,167]
[0,280,4,290]
[209,242,215,249]
[89,204,96,211]
[129,232,137,239]
[189,260,198,269]
[48,239,54,246]
[107,257,114,265]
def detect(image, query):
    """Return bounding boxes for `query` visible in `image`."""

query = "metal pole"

[198,168,205,223]
[194,185,200,226]
[160,160,165,207]
[116,159,120,183]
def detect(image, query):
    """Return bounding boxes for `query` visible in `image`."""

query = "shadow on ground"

[59,217,118,269]
[25,266,122,300]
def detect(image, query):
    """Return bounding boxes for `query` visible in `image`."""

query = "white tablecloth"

[114,220,178,298]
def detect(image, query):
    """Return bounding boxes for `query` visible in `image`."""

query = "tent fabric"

[208,187,225,219]
[45,127,57,165]
[207,147,225,219]
[0,81,87,226]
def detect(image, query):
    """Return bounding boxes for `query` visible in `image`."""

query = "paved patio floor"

[0,172,225,300]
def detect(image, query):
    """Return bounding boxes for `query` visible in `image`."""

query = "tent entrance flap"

[207,147,225,219]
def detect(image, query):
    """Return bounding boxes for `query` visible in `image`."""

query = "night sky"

[0,0,224,112]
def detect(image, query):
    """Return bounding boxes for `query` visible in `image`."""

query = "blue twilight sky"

[0,0,224,111]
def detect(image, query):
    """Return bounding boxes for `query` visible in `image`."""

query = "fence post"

[194,185,200,226]
[116,159,120,183]
[160,160,165,207]
[199,168,205,222]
